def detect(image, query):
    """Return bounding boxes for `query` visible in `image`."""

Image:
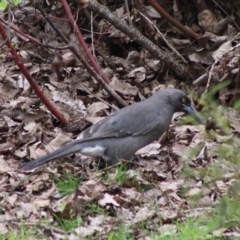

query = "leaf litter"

[1,0,240,239]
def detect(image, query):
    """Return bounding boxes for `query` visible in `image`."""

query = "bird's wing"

[80,102,164,140]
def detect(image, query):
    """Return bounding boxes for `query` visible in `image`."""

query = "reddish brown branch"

[80,0,191,80]
[0,23,69,125]
[61,0,111,84]
[35,2,127,107]
[0,18,70,50]
[148,0,202,40]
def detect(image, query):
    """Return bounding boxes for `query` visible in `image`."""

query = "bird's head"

[165,89,203,124]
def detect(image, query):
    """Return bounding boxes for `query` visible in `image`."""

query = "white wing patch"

[80,145,105,156]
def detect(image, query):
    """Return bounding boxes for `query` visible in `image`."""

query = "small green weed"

[54,173,82,196]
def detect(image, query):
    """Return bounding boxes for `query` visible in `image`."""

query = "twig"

[66,69,119,110]
[148,0,202,40]
[210,0,240,31]
[124,0,132,25]
[134,0,156,38]
[80,0,191,80]
[60,0,111,84]
[137,10,187,63]
[35,2,127,107]
[204,62,216,93]
[205,42,240,93]
[193,73,208,86]
[0,23,69,125]
[0,18,73,50]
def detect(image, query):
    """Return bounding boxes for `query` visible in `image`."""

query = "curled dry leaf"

[136,142,161,157]
[70,215,105,239]
[215,180,228,195]
[132,206,155,224]
[198,10,217,32]
[109,77,138,96]
[86,102,109,124]
[44,128,73,152]
[212,41,232,61]
[127,67,146,83]
[98,193,120,207]
[185,187,202,197]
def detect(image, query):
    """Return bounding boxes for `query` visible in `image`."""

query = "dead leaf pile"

[1,0,240,238]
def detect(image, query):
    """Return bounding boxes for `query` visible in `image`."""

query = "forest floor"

[1,0,240,239]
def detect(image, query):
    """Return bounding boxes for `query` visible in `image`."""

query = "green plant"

[0,0,22,11]
[86,203,106,216]
[54,173,82,196]
[55,215,83,232]
[216,194,240,228]
[115,162,128,183]
[108,223,134,240]
[0,222,38,240]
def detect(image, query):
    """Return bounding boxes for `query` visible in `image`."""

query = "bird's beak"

[183,103,204,124]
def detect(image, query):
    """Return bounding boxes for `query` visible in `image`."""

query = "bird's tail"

[20,141,82,171]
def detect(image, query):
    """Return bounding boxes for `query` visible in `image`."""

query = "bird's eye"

[181,98,186,103]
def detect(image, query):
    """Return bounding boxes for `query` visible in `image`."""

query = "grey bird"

[20,88,203,170]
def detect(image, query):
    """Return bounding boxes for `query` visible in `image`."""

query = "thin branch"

[133,0,156,38]
[124,0,132,25]
[80,0,192,80]
[137,10,187,63]
[60,0,111,84]
[148,0,202,40]
[0,18,71,50]
[210,0,240,31]
[35,2,127,107]
[0,23,69,125]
